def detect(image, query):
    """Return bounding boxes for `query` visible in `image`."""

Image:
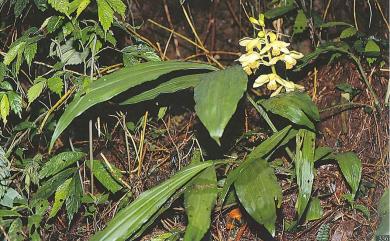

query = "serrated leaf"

[259,92,319,130]
[3,42,25,66]
[48,0,69,14]
[24,43,38,67]
[305,198,323,221]
[49,61,216,151]
[340,27,357,39]
[86,160,123,193]
[39,151,85,179]
[27,80,46,104]
[34,0,48,11]
[47,76,64,95]
[184,166,217,241]
[0,147,11,201]
[107,0,126,16]
[219,125,294,205]
[0,94,10,124]
[65,173,82,224]
[295,129,316,220]
[235,158,282,236]
[334,152,362,197]
[49,178,72,219]
[34,168,77,200]
[0,62,6,82]
[47,16,64,33]
[14,0,28,16]
[194,66,247,145]
[97,0,114,31]
[293,10,308,35]
[90,161,215,241]
[76,0,91,17]
[7,91,22,117]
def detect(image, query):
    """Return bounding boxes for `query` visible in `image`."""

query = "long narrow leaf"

[295,129,316,220]
[49,61,216,150]
[120,73,207,105]
[90,161,215,241]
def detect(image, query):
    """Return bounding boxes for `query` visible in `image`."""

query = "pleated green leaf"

[234,158,282,236]
[295,129,316,220]
[334,152,362,197]
[89,161,215,241]
[194,66,247,145]
[49,61,216,151]
[184,166,217,241]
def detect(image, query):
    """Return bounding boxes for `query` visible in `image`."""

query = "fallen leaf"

[331,220,355,241]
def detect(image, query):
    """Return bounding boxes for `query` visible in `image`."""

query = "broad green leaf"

[90,161,215,241]
[376,189,389,236]
[305,198,323,221]
[39,151,85,179]
[50,61,216,151]
[47,76,64,95]
[7,91,22,117]
[235,158,282,236]
[259,92,319,130]
[340,27,357,39]
[295,129,315,220]
[219,125,293,204]
[0,94,9,124]
[65,173,83,223]
[34,168,77,200]
[3,42,25,65]
[314,146,333,162]
[194,66,247,145]
[48,0,69,14]
[120,73,209,105]
[97,0,114,31]
[27,80,46,104]
[184,166,217,241]
[49,178,72,219]
[24,43,38,67]
[106,0,126,16]
[86,160,123,193]
[293,10,308,35]
[334,152,362,197]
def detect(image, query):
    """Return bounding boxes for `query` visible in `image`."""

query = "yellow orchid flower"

[239,37,263,52]
[253,73,305,96]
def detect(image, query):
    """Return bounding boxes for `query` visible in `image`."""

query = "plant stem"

[247,94,295,160]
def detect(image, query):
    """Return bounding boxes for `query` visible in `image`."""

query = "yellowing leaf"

[76,0,91,17]
[27,80,46,104]
[0,94,10,124]
[97,0,114,31]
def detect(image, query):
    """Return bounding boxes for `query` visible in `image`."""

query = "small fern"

[316,223,330,241]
